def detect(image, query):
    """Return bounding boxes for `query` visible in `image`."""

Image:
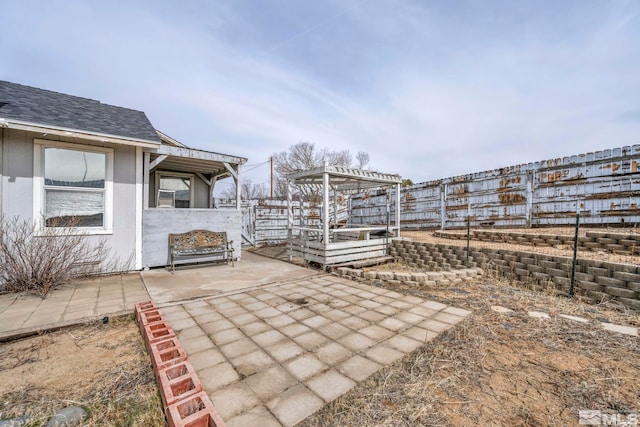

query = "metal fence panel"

[349,144,639,229]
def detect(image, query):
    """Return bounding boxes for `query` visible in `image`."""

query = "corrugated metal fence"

[218,145,639,244]
[351,145,640,229]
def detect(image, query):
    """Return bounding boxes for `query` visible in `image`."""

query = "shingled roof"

[0,80,160,144]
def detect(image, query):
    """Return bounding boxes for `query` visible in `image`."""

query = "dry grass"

[299,271,640,427]
[0,317,164,426]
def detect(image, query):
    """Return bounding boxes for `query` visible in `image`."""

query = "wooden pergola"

[286,164,402,269]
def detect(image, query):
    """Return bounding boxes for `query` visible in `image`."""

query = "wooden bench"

[168,230,234,272]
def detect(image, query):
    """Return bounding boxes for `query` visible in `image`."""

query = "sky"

[1,0,639,191]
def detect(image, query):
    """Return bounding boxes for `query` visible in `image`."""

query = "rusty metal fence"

[350,145,639,229]
[218,145,638,246]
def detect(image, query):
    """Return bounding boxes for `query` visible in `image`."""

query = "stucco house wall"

[0,128,139,270]
[142,208,241,268]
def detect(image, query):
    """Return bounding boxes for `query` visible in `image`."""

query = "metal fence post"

[466,216,471,268]
[569,203,580,298]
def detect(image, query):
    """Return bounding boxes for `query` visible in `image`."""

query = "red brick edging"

[135,301,226,427]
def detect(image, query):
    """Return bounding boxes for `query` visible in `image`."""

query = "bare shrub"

[0,215,130,297]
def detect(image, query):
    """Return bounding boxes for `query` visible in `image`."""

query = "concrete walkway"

[142,251,319,304]
[162,274,471,427]
[0,252,315,339]
[0,274,149,340]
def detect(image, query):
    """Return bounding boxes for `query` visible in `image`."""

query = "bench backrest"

[169,230,228,250]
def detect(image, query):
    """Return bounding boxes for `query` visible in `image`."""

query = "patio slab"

[0,273,149,340]
[162,274,471,426]
[142,251,320,304]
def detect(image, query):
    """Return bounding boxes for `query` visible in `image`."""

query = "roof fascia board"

[155,129,187,148]
[151,145,247,165]
[0,118,161,148]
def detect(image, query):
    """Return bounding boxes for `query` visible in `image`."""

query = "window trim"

[33,139,114,234]
[154,170,195,208]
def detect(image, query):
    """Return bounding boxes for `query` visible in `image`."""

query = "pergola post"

[323,168,330,245]
[235,165,242,210]
[396,182,401,237]
[287,180,293,261]
[210,175,220,208]
[333,188,338,225]
[223,162,242,210]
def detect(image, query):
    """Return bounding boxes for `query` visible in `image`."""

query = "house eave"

[150,144,247,166]
[0,118,161,148]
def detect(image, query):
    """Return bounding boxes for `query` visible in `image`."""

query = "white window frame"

[154,171,195,208]
[33,139,114,235]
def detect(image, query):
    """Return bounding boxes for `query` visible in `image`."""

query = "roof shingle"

[0,80,160,143]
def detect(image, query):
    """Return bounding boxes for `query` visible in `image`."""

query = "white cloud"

[1,0,639,186]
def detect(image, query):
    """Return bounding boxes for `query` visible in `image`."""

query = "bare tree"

[220,178,267,200]
[273,142,367,198]
[356,151,370,169]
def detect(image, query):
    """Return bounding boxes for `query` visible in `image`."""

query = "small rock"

[0,416,31,427]
[600,323,639,337]
[528,311,550,319]
[46,406,88,427]
[491,305,514,314]
[559,314,589,323]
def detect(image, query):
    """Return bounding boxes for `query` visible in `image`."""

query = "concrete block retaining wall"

[391,240,640,310]
[433,230,640,256]
[336,266,482,288]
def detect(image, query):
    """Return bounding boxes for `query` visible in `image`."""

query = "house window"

[156,172,194,208]
[34,140,113,231]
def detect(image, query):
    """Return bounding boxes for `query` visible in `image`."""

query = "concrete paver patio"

[0,251,472,426]
[0,274,149,339]
[142,251,319,304]
[162,274,471,427]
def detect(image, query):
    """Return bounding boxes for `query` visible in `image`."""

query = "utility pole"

[270,156,273,199]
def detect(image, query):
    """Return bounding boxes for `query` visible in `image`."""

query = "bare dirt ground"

[0,317,164,426]
[299,271,640,427]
